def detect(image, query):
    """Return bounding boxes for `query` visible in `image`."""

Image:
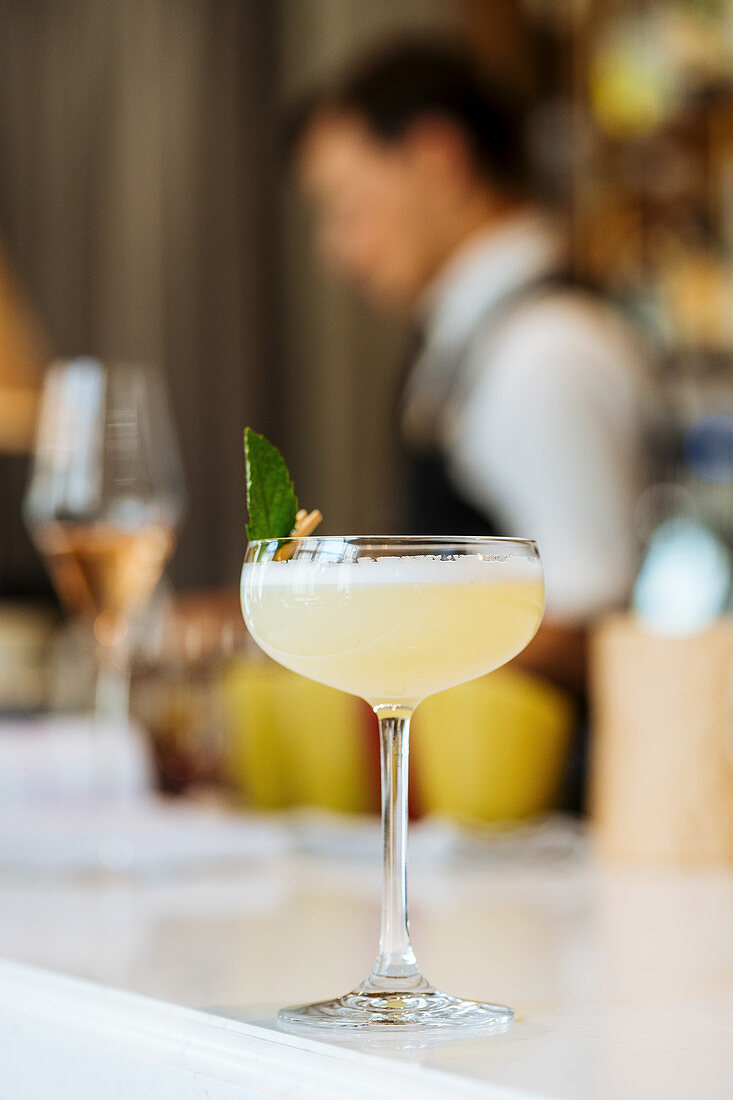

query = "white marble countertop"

[0,806,732,1099]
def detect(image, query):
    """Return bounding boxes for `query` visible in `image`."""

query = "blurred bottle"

[133,590,244,795]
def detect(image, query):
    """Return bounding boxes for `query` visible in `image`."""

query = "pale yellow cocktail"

[241,553,544,710]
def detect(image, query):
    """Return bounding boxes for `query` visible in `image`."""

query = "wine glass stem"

[365,713,426,990]
[95,641,131,726]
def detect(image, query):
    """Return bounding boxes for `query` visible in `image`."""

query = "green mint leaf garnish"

[244,427,298,541]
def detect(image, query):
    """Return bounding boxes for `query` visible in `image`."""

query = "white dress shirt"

[402,210,649,623]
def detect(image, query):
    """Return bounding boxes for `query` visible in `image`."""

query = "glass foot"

[278,987,514,1035]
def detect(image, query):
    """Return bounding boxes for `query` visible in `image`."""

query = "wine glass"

[241,535,544,1034]
[24,358,186,724]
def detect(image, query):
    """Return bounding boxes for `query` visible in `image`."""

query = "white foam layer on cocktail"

[242,553,541,588]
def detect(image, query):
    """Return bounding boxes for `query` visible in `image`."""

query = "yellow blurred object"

[590,23,677,137]
[659,248,733,352]
[222,657,574,822]
[0,242,47,452]
[412,669,574,823]
[0,603,57,711]
[222,660,373,813]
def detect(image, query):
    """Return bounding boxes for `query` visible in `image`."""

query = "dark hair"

[286,39,528,192]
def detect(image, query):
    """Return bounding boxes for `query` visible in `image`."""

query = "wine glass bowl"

[241,535,544,1034]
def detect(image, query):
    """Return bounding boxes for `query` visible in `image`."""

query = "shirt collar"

[418,208,566,353]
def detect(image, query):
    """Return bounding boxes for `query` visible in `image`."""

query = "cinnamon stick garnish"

[273,508,323,560]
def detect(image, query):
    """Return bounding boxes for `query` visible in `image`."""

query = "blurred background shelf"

[1,0,733,589]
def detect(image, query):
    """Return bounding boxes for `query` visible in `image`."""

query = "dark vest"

[400,272,588,536]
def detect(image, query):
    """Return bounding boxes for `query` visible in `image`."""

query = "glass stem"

[363,712,430,992]
[94,640,131,727]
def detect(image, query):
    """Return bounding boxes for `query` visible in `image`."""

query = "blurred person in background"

[289,39,650,702]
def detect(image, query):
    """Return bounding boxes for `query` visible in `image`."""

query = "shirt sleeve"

[447,298,644,623]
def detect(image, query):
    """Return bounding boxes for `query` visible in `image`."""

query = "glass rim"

[246,534,539,549]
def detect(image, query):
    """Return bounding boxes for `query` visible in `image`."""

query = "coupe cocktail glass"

[241,536,544,1034]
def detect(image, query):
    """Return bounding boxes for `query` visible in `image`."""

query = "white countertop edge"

[0,957,544,1100]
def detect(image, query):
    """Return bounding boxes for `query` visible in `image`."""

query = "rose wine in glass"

[241,536,544,1035]
[35,523,174,640]
[25,359,185,722]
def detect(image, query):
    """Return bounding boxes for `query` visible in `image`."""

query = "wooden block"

[590,613,733,864]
